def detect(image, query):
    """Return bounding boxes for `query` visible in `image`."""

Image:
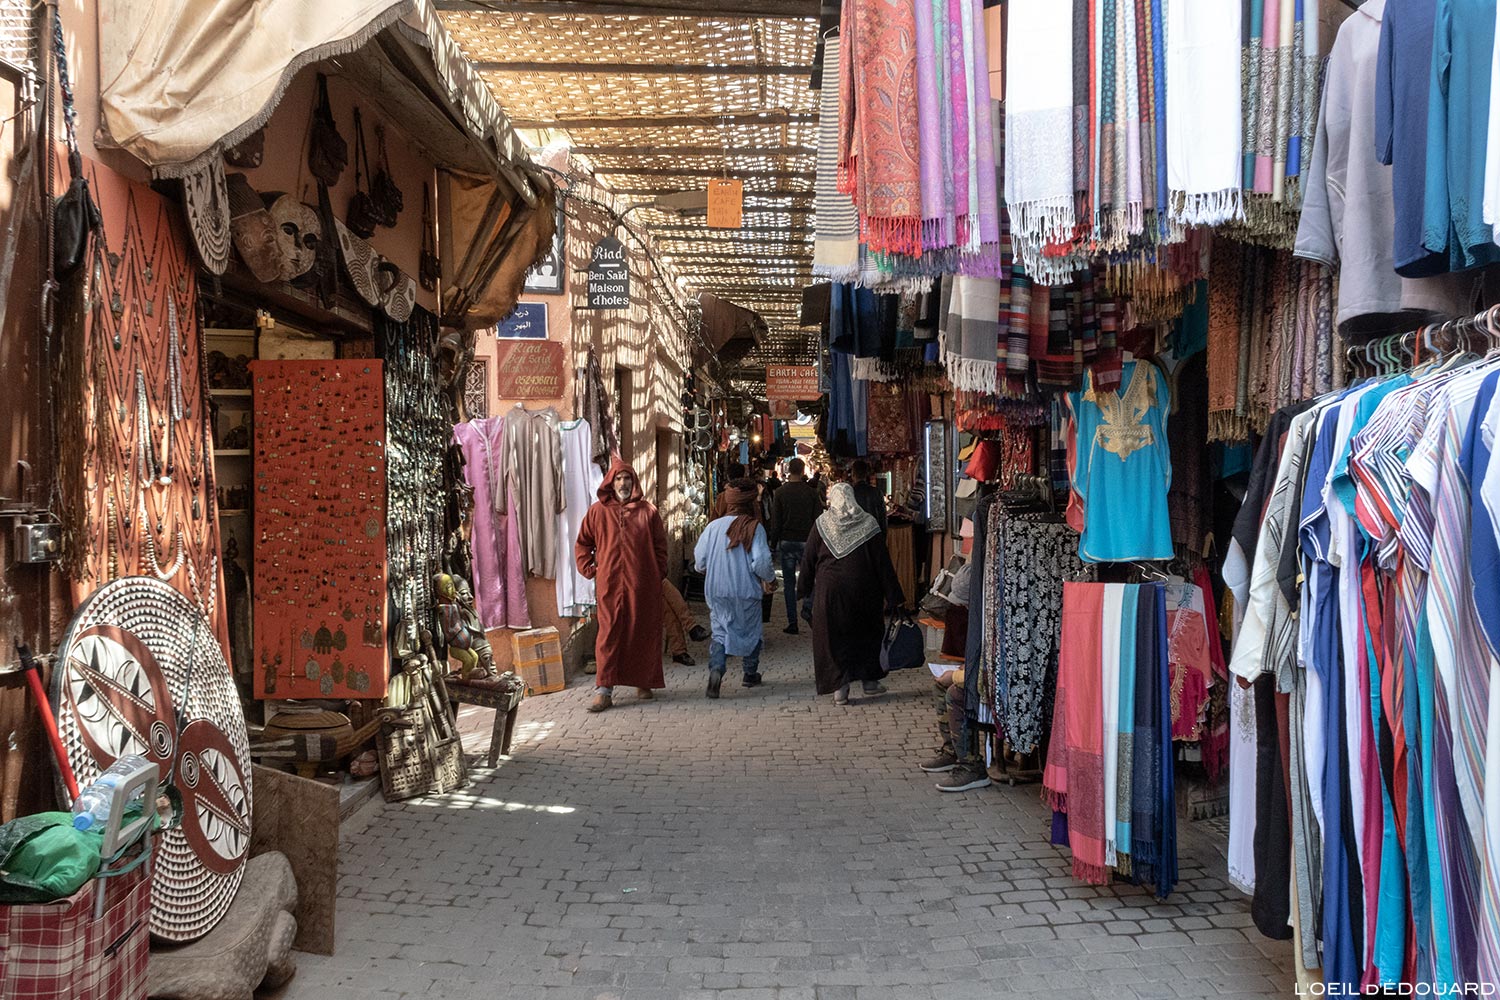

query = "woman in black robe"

[798,483,906,705]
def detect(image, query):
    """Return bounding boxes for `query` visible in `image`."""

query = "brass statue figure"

[433,572,495,680]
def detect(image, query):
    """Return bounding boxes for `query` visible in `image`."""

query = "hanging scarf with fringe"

[838,0,923,256]
[1166,0,1244,226]
[1045,582,1112,885]
[1005,0,1078,277]
[815,36,860,281]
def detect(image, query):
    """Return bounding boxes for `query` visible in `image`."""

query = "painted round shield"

[52,577,252,942]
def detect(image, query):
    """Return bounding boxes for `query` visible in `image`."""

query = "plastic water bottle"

[71,754,150,832]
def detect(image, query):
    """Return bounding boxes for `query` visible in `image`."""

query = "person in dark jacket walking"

[798,484,904,705]
[849,459,888,533]
[767,458,821,634]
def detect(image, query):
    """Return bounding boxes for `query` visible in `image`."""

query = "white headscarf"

[817,482,882,559]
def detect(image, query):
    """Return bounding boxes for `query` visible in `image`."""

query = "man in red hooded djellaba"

[574,459,668,712]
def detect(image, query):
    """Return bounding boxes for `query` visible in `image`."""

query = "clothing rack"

[1346,304,1500,378]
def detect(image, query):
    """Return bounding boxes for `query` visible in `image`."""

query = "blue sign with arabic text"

[496,302,549,339]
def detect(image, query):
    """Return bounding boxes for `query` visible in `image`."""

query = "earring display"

[250,360,388,700]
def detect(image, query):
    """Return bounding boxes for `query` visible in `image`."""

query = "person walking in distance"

[767,457,820,634]
[848,458,888,533]
[798,483,905,705]
[693,480,776,697]
[575,459,668,713]
[662,578,710,666]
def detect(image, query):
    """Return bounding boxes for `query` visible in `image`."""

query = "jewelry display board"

[52,577,252,943]
[378,311,447,659]
[250,360,388,699]
[56,158,227,653]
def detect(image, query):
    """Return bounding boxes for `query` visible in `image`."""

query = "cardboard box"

[511,627,565,695]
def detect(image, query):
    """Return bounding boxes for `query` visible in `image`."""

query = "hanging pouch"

[49,12,97,279]
[371,122,403,227]
[419,183,440,291]
[346,108,380,238]
[307,73,347,187]
[54,150,100,279]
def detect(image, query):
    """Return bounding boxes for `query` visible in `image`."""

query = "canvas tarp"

[97,0,413,177]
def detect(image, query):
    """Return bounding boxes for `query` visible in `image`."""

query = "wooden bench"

[446,678,526,767]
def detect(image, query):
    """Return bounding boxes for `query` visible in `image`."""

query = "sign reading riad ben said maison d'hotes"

[585,236,630,310]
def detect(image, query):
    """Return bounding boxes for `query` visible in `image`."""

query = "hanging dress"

[555,418,602,617]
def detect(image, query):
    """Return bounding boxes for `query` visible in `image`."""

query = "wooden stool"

[447,679,526,767]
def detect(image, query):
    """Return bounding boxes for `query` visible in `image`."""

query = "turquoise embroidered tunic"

[1067,361,1175,563]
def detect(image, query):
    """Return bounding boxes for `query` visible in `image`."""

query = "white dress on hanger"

[555,418,602,617]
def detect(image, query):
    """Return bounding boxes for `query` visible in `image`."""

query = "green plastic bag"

[0,812,103,904]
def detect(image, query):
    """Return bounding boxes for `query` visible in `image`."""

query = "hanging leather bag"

[419,183,440,291]
[345,108,380,238]
[371,122,403,227]
[49,14,98,279]
[307,73,347,187]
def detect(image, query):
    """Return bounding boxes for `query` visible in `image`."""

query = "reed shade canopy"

[439,1,823,376]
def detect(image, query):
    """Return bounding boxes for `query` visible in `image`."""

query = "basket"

[0,844,153,1000]
[510,627,565,696]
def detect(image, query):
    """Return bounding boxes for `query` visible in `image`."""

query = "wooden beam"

[510,112,818,129]
[651,224,811,233]
[629,204,814,215]
[477,61,815,76]
[593,166,815,178]
[438,0,820,17]
[579,145,815,158]
[608,186,814,197]
[667,249,813,257]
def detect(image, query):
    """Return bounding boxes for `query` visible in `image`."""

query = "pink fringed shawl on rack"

[838,0,923,256]
[1044,582,1111,884]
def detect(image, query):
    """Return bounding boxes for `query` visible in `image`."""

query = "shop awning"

[97,0,530,183]
[696,293,766,368]
[96,0,554,329]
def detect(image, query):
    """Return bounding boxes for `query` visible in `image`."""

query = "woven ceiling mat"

[440,6,822,365]
[480,72,817,120]
[556,122,819,152]
[444,12,816,67]
[586,152,812,173]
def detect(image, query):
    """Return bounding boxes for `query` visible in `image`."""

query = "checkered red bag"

[0,852,151,1000]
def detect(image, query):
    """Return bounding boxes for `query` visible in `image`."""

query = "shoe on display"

[706,671,723,699]
[689,625,710,642]
[920,750,959,773]
[587,693,612,713]
[936,762,992,793]
[673,653,697,666]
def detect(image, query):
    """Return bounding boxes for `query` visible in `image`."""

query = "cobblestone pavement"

[272,615,1294,1000]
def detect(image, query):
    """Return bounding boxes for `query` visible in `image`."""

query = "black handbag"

[371,122,403,227]
[419,183,440,292]
[48,14,97,279]
[54,150,99,279]
[307,73,347,187]
[345,108,380,238]
[879,612,924,672]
